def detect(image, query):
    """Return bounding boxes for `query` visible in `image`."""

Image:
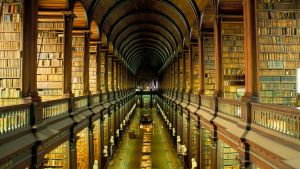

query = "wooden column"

[63,13,74,97]
[22,0,40,102]
[243,0,258,101]
[88,121,94,169]
[198,33,205,94]
[96,42,102,93]
[84,32,91,95]
[214,16,223,97]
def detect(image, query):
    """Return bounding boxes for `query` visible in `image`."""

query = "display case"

[43,141,69,169]
[257,0,300,105]
[71,34,85,97]
[203,33,215,96]
[76,127,89,169]
[0,0,23,101]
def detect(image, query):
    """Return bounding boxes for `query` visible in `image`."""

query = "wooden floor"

[107,108,183,169]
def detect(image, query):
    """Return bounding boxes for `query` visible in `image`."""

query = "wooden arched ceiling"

[90,20,100,40]
[73,1,88,28]
[90,0,200,73]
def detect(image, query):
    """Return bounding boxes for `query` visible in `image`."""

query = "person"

[191,158,197,169]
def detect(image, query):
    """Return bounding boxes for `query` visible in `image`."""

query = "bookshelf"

[203,33,216,96]
[89,44,97,94]
[100,51,105,92]
[179,56,184,90]
[37,20,64,100]
[191,120,198,159]
[0,0,23,100]
[72,34,85,97]
[218,141,240,169]
[43,141,69,169]
[76,127,89,169]
[257,0,300,106]
[93,119,100,161]
[201,128,212,169]
[113,61,117,90]
[110,111,114,139]
[222,22,245,99]
[185,51,191,92]
[177,110,183,138]
[107,56,112,92]
[192,43,200,94]
[103,114,108,146]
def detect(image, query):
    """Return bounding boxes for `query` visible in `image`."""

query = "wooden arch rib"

[90,20,100,40]
[73,1,88,28]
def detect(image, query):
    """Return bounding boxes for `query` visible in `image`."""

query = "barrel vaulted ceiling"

[38,0,243,74]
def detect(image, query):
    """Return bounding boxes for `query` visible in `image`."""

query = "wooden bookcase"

[43,141,69,169]
[192,42,200,94]
[0,0,23,100]
[71,34,85,97]
[103,114,108,146]
[100,51,105,92]
[107,56,112,92]
[185,50,191,92]
[222,22,245,99]
[89,44,97,94]
[76,127,89,169]
[201,128,212,169]
[203,33,216,96]
[93,119,100,162]
[257,0,300,105]
[218,141,239,169]
[179,56,184,90]
[113,61,117,90]
[37,18,64,100]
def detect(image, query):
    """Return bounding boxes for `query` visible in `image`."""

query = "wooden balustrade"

[200,95,214,110]
[218,98,242,118]
[0,104,31,134]
[90,94,100,106]
[41,98,69,119]
[74,96,89,110]
[251,103,300,139]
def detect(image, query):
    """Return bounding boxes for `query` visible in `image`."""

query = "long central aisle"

[107,108,183,169]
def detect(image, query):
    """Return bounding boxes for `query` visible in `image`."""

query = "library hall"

[0,0,300,169]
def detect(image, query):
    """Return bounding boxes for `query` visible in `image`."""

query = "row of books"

[38,60,63,67]
[37,82,62,88]
[259,36,300,44]
[0,78,20,87]
[260,61,300,69]
[260,90,296,97]
[259,53,300,61]
[260,76,296,82]
[258,19,300,28]
[38,22,64,30]
[37,74,63,81]
[38,89,63,95]
[37,45,63,52]
[260,69,296,76]
[260,97,296,105]
[258,27,300,36]
[0,68,20,77]
[260,83,295,90]
[0,51,21,58]
[37,67,63,74]
[0,41,20,49]
[1,13,21,22]
[0,32,21,40]
[0,88,20,98]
